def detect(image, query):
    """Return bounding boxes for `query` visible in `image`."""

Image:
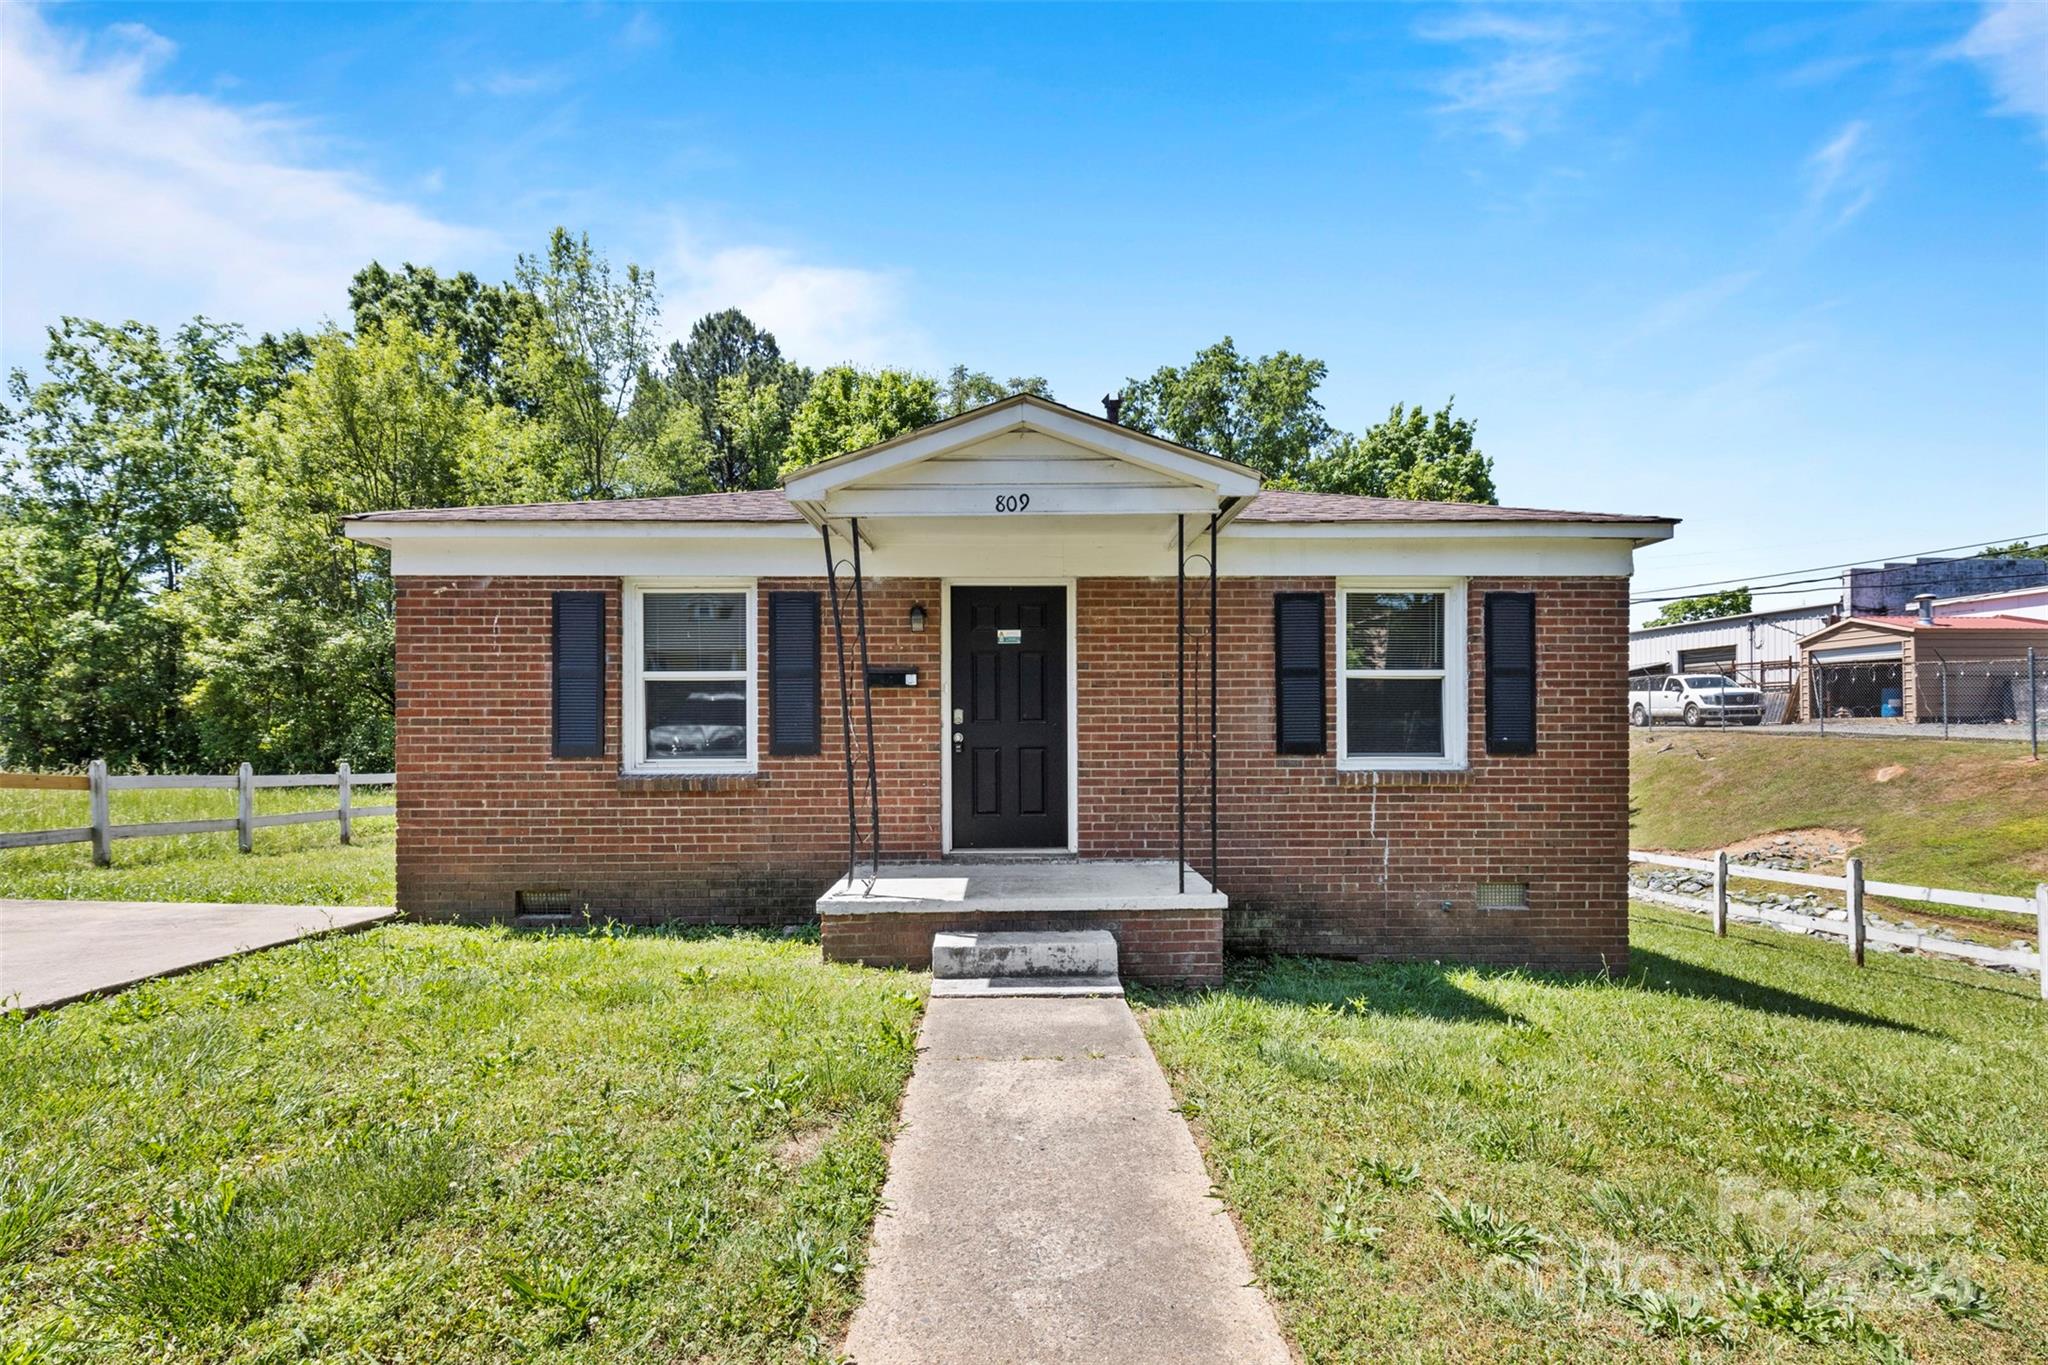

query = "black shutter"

[1485,592,1537,754]
[552,591,605,758]
[768,591,822,755]
[1274,592,1326,754]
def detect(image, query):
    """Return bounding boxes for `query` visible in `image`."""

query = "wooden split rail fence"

[1630,849,2048,1000]
[0,761,394,865]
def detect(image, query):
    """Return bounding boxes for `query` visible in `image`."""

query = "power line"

[1631,563,2048,607]
[1632,532,2046,599]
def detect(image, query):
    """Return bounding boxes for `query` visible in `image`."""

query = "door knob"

[952,731,964,753]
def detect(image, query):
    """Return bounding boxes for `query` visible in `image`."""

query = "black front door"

[950,586,1067,849]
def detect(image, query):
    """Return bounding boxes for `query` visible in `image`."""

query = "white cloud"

[658,229,928,370]
[1803,120,1883,229]
[1947,1,2048,138]
[1415,4,1681,145]
[0,5,492,360]
[455,67,567,98]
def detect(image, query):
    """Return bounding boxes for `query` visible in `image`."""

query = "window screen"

[639,591,749,764]
[1341,590,1448,761]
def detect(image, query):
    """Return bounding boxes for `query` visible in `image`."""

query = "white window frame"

[621,578,758,775]
[1335,578,1468,772]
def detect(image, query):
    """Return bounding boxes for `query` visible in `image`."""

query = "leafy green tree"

[780,366,941,474]
[1979,541,2048,561]
[1647,588,1753,627]
[663,309,812,490]
[615,366,716,496]
[1298,399,1497,504]
[174,321,532,770]
[350,261,540,410]
[939,365,1052,417]
[0,318,248,767]
[1120,338,1334,482]
[511,228,661,499]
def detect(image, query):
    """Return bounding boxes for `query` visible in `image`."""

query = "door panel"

[951,586,1068,849]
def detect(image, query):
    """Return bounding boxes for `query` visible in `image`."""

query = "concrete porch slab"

[817,858,1225,915]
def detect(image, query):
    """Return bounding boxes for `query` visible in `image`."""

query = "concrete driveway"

[0,898,396,1012]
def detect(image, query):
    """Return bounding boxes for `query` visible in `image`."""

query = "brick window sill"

[617,772,767,794]
[1335,769,1473,789]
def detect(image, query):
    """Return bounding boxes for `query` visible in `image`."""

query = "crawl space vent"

[1477,882,1529,912]
[516,888,573,916]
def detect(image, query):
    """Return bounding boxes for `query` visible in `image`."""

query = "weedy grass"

[1137,905,2048,1363]
[0,923,924,1362]
[1628,730,2048,908]
[0,786,395,905]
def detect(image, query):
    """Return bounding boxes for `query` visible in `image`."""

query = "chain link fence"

[1629,650,2044,752]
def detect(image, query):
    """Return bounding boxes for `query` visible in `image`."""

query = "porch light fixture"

[908,603,927,633]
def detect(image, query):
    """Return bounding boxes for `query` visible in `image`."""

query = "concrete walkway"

[843,997,1293,1365]
[0,898,396,1012]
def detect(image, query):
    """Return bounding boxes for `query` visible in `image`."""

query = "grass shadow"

[1625,941,1929,1035]
[1150,956,1527,1026]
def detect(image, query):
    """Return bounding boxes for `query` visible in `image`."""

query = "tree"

[0,318,248,768]
[511,228,661,499]
[663,309,811,490]
[1647,588,1753,627]
[780,366,941,474]
[1980,541,2048,560]
[350,261,539,410]
[939,365,1051,417]
[173,320,532,770]
[1119,338,1334,483]
[1298,399,1497,504]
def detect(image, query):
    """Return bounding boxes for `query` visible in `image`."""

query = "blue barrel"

[1880,688,1901,717]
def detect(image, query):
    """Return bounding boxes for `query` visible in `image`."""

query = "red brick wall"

[822,910,1224,986]
[393,572,1629,972]
[393,575,942,923]
[1077,577,1631,973]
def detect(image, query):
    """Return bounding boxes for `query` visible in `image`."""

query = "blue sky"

[3,2,2044,615]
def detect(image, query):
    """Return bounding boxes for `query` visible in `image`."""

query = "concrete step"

[931,975,1125,999]
[931,929,1118,980]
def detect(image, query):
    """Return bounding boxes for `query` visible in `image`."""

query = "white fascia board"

[783,406,1260,502]
[1227,520,1673,544]
[822,485,1225,519]
[386,525,1644,579]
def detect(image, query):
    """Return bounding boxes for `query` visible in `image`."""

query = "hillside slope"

[1630,731,2048,897]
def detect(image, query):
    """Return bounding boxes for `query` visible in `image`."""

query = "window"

[1337,580,1467,770]
[624,583,756,773]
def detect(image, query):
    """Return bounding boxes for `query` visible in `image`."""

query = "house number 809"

[993,493,1032,513]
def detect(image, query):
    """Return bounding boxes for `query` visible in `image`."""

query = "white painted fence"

[0,761,394,864]
[1629,849,2047,1000]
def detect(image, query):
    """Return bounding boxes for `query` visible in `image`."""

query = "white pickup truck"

[1630,674,1765,727]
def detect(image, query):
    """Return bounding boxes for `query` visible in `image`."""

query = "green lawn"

[0,924,924,1362]
[1630,731,2048,898]
[0,786,395,905]
[1139,906,2048,1364]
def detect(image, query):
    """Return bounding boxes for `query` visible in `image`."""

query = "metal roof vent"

[1912,593,1936,625]
[1101,393,1123,424]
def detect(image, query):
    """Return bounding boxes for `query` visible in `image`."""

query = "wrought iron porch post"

[821,524,858,885]
[1176,514,1186,895]
[1209,511,1219,889]
[850,518,882,878]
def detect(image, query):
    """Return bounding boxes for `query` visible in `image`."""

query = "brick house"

[344,395,1675,984]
